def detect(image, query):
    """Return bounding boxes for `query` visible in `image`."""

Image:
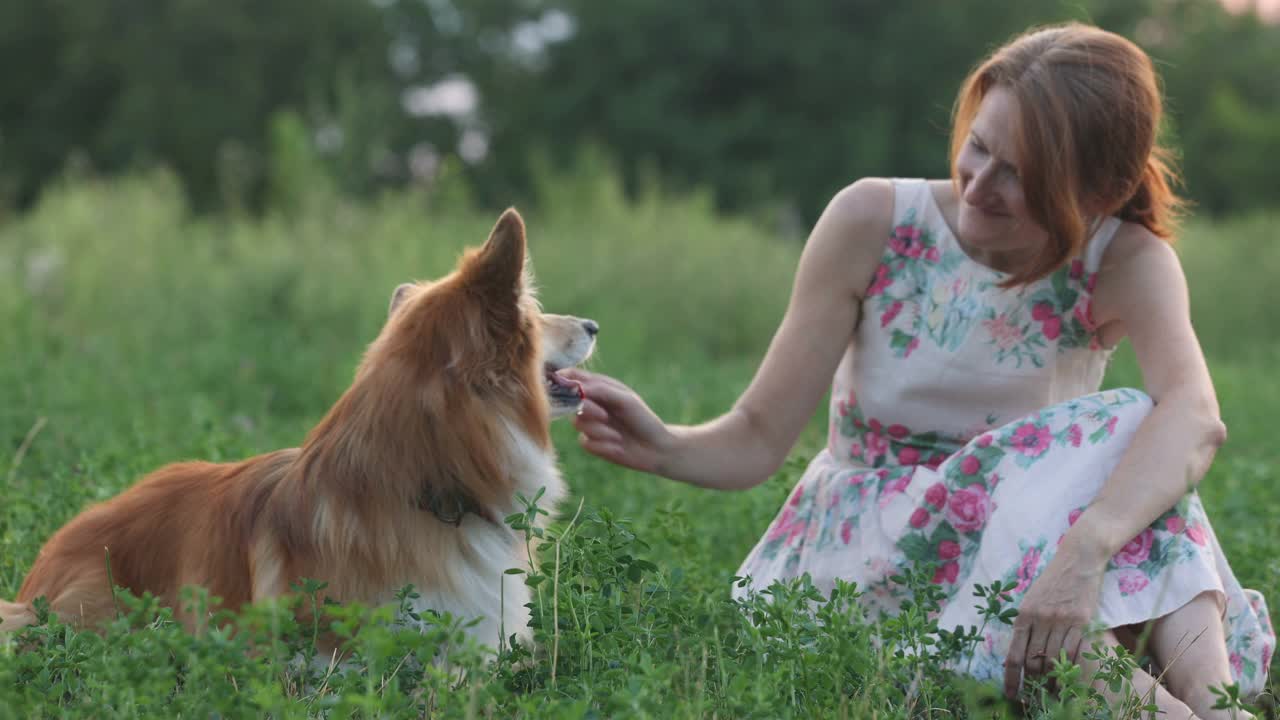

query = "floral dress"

[733,178,1274,693]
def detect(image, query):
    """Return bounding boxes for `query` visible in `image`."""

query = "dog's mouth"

[544,364,584,411]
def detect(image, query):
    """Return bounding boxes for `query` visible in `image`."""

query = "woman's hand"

[1003,537,1109,699]
[562,369,675,475]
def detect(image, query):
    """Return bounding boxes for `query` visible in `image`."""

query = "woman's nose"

[964,163,995,204]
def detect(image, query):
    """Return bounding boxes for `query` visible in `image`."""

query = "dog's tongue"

[546,368,585,399]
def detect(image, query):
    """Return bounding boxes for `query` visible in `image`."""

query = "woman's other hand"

[1003,537,1109,699]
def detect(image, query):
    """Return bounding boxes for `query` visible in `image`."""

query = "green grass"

[0,166,1275,718]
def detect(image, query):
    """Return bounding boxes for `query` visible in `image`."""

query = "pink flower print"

[1010,422,1052,458]
[1230,652,1244,678]
[848,441,863,461]
[864,432,888,464]
[946,485,992,533]
[988,473,1001,489]
[837,400,848,417]
[768,508,795,541]
[1165,516,1186,534]
[1073,301,1096,333]
[925,246,941,262]
[904,337,919,357]
[1042,315,1062,340]
[789,487,804,506]
[932,561,960,585]
[925,482,948,509]
[866,265,892,297]
[1068,508,1084,526]
[910,507,931,529]
[1117,569,1150,595]
[976,434,993,448]
[1015,547,1043,593]
[1104,416,1119,436]
[887,424,910,439]
[983,315,1023,351]
[1086,273,1098,292]
[960,455,982,475]
[938,540,961,560]
[1113,528,1154,567]
[898,446,921,465]
[878,474,911,507]
[1066,424,1083,447]
[1031,302,1056,322]
[890,224,924,258]
[1186,523,1208,546]
[926,452,948,469]
[1069,259,1084,280]
[1263,644,1272,674]
[880,300,904,327]
[868,418,883,434]
[840,518,853,545]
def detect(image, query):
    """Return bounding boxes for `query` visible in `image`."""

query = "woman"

[564,22,1273,718]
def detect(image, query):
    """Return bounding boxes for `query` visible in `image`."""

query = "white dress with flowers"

[733,178,1274,692]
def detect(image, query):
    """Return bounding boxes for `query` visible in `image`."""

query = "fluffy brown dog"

[0,209,596,650]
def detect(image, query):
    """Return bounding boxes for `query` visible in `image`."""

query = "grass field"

[0,167,1276,718]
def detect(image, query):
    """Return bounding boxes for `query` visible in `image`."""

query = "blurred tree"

[470,0,1280,223]
[0,0,404,211]
[0,0,1275,219]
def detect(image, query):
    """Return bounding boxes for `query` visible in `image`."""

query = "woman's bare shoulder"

[816,178,895,265]
[1092,221,1184,334]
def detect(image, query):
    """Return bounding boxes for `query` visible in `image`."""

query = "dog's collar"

[416,487,499,527]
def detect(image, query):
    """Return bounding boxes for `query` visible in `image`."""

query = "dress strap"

[890,178,929,225]
[1084,217,1123,274]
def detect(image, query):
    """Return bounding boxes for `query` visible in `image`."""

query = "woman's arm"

[568,178,893,490]
[1003,224,1227,694]
[1062,226,1227,565]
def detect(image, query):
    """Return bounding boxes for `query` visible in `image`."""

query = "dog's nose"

[582,319,599,337]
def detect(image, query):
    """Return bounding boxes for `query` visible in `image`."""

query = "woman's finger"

[573,399,609,424]
[1037,625,1069,675]
[577,435,624,463]
[1004,622,1031,699]
[1023,623,1052,677]
[576,420,623,446]
[1061,626,1085,666]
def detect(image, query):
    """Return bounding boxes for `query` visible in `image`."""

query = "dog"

[0,208,596,652]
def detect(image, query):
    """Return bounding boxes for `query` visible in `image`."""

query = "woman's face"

[954,85,1048,266]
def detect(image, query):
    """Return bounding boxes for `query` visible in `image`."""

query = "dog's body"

[0,209,595,651]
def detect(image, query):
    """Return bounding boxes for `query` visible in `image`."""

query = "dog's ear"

[388,282,416,316]
[466,208,527,297]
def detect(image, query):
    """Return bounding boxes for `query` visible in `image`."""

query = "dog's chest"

[401,434,563,648]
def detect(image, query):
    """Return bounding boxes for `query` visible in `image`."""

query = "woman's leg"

[1145,591,1253,720]
[1074,629,1198,719]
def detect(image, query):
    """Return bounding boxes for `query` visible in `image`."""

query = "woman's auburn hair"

[950,22,1186,286]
